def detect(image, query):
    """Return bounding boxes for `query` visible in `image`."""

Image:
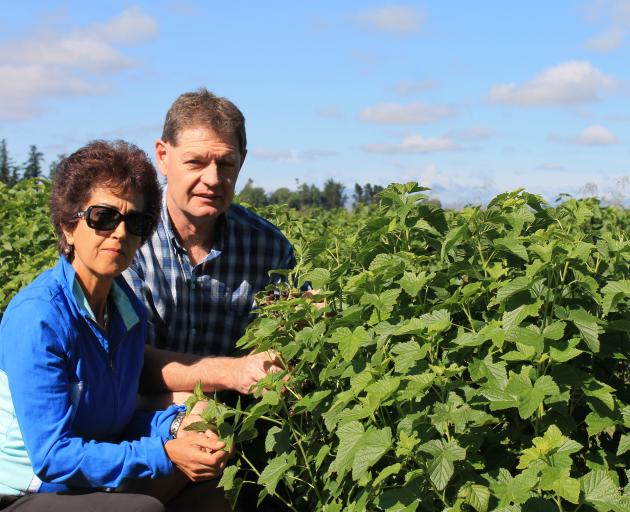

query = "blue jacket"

[0,257,180,494]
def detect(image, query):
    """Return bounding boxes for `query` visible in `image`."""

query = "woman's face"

[63,186,145,287]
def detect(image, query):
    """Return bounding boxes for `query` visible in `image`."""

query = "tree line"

[0,139,65,186]
[1,139,420,211]
[237,178,387,210]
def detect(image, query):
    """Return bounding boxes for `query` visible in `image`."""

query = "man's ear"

[155,139,169,178]
[239,149,247,169]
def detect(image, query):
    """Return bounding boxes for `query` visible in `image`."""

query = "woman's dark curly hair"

[50,140,162,259]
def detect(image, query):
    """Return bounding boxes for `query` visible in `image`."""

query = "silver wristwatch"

[169,411,186,439]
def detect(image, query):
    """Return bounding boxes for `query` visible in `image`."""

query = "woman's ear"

[62,226,75,247]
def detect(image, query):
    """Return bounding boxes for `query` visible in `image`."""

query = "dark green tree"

[21,145,44,180]
[237,178,267,207]
[322,179,346,209]
[48,153,66,181]
[268,187,292,205]
[0,139,12,185]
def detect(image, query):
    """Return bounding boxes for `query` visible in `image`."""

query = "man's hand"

[164,434,229,482]
[225,351,285,395]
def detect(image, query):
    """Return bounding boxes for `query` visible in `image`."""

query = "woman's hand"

[164,433,230,482]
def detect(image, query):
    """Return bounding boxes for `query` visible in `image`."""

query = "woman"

[0,141,231,511]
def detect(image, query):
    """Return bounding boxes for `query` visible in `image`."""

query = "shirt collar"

[71,276,140,331]
[161,198,229,261]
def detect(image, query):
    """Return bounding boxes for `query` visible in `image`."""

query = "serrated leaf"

[490,468,538,506]
[258,452,296,495]
[183,420,213,433]
[373,463,402,487]
[549,337,583,362]
[391,340,430,373]
[586,410,616,437]
[329,421,364,476]
[582,470,622,510]
[351,427,392,481]
[301,267,331,289]
[617,435,630,456]
[441,224,468,260]
[420,309,451,334]
[505,326,544,354]
[218,464,239,491]
[418,439,466,491]
[399,271,429,297]
[315,444,330,471]
[495,276,532,304]
[466,484,490,512]
[543,321,566,340]
[494,236,529,261]
[569,308,602,353]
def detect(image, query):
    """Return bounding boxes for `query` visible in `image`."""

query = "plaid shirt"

[123,201,295,356]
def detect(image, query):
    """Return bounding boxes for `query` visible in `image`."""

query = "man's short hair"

[161,88,247,155]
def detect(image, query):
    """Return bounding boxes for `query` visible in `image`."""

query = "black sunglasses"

[74,205,154,238]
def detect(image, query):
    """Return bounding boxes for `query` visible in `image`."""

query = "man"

[124,89,293,401]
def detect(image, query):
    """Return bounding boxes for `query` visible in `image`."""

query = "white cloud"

[396,80,438,96]
[583,0,630,52]
[88,6,158,44]
[252,148,337,163]
[361,102,455,124]
[536,162,566,171]
[585,27,625,52]
[0,7,157,121]
[446,126,497,141]
[488,61,616,107]
[570,125,619,145]
[0,64,103,120]
[316,106,342,119]
[353,5,425,35]
[361,135,459,154]
[252,148,296,163]
[548,124,619,145]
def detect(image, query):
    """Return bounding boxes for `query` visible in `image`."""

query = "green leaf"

[391,340,430,373]
[465,483,491,512]
[351,427,392,481]
[329,326,371,361]
[293,389,332,413]
[399,271,430,297]
[502,302,541,331]
[264,425,291,454]
[315,444,330,471]
[542,321,566,340]
[420,309,451,334]
[505,326,544,354]
[372,463,402,487]
[581,470,622,511]
[441,224,468,260]
[495,276,532,304]
[494,235,529,261]
[418,439,466,491]
[585,410,616,437]
[569,308,602,353]
[490,468,538,506]
[549,337,583,363]
[301,267,331,289]
[257,452,296,495]
[218,464,239,491]
[617,435,630,456]
[329,421,364,476]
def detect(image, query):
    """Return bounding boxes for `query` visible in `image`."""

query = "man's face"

[155,126,245,223]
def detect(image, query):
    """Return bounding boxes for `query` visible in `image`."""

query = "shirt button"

[191,328,197,335]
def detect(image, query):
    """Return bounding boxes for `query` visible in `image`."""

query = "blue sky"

[1,1,629,206]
